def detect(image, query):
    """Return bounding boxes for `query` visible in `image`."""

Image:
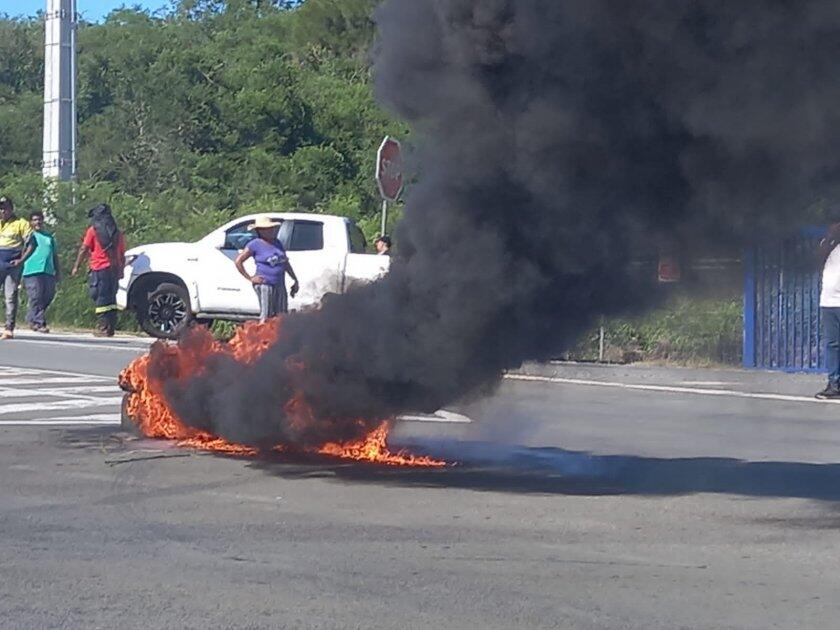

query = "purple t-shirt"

[246,238,288,287]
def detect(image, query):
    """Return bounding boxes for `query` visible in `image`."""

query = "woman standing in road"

[234,217,300,323]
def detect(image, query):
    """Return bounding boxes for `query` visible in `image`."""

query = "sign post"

[375,136,404,236]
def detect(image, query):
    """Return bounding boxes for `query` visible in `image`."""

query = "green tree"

[0,0,404,328]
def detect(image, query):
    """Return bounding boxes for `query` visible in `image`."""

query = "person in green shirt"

[22,211,59,333]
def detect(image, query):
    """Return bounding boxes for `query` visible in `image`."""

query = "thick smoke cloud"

[156,0,840,446]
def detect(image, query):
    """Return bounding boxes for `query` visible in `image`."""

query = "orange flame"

[119,321,446,467]
[318,422,446,467]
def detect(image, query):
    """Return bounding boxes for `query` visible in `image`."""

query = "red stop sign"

[376,136,404,202]
[658,254,681,283]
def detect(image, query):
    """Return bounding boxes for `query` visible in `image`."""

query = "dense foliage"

[0,1,746,362]
[0,0,403,327]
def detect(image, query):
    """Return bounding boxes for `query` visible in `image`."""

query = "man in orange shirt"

[71,204,126,337]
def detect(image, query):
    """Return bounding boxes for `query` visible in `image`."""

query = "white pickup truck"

[117,213,389,338]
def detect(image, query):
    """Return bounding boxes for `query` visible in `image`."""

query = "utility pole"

[43,0,77,183]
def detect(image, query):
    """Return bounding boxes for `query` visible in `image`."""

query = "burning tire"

[120,393,141,437]
[137,282,193,339]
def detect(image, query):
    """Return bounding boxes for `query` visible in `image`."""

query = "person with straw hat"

[234,216,300,323]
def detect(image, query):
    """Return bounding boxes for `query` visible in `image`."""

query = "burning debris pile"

[120,322,446,466]
[123,0,840,457]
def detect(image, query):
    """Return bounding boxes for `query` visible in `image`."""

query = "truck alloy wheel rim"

[148,293,188,333]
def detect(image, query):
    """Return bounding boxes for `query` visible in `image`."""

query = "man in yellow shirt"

[0,196,35,339]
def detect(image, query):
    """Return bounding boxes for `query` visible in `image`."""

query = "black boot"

[104,311,117,337]
[94,314,112,337]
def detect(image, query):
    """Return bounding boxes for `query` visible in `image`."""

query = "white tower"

[42,0,77,181]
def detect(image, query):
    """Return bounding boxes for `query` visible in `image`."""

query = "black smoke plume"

[155,0,840,446]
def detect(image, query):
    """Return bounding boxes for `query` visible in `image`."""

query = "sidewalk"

[12,328,154,349]
[7,328,831,399]
[512,360,828,399]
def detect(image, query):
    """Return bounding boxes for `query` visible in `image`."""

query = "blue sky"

[1,0,169,22]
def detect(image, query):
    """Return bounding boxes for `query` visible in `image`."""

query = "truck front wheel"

[137,282,193,339]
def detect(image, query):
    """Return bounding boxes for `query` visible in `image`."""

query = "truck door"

[286,219,344,311]
[196,220,260,315]
[343,220,390,290]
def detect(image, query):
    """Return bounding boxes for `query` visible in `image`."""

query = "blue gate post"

[743,247,757,368]
[804,226,827,374]
[744,227,827,372]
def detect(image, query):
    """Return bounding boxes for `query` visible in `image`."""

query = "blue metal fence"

[743,228,825,372]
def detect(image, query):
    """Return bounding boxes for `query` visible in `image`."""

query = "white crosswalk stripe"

[0,398,126,415]
[0,366,475,428]
[0,415,122,426]
[0,386,120,399]
[0,376,113,386]
[0,366,123,427]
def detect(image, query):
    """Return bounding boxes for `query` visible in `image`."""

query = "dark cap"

[0,195,12,208]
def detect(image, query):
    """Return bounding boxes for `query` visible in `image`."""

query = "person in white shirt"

[817,221,840,398]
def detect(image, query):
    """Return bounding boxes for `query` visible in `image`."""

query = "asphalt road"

[2,333,840,629]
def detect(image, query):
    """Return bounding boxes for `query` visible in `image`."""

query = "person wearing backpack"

[71,204,126,337]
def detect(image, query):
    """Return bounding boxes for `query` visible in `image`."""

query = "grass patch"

[572,296,743,366]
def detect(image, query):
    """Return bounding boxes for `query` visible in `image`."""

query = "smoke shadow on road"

[55,429,840,502]
[246,439,840,503]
